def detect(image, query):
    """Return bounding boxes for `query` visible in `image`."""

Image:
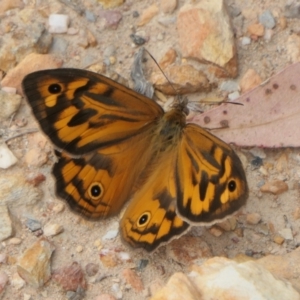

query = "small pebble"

[52,202,65,214]
[246,213,262,225]
[0,144,17,169]
[258,166,268,176]
[241,36,251,45]
[111,283,122,299]
[278,228,293,240]
[293,208,300,220]
[85,263,99,276]
[48,14,70,33]
[43,223,64,236]
[136,259,149,271]
[249,147,266,159]
[122,268,144,292]
[251,157,263,167]
[9,237,22,245]
[264,29,273,41]
[102,229,118,241]
[260,180,289,195]
[228,91,240,101]
[259,10,276,29]
[247,23,264,37]
[130,34,146,45]
[273,235,285,245]
[220,80,240,92]
[117,252,131,262]
[76,245,83,253]
[85,10,96,22]
[209,226,223,237]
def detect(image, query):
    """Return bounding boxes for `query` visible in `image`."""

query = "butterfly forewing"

[22,69,164,155]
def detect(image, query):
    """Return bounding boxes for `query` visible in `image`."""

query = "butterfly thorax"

[154,108,186,152]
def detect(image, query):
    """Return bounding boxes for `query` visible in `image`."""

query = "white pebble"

[241,36,251,45]
[117,251,131,261]
[0,144,17,169]
[102,229,118,241]
[228,91,240,101]
[43,223,64,236]
[48,14,69,33]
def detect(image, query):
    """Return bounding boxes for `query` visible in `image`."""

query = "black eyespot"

[228,180,236,192]
[48,83,62,94]
[88,182,103,200]
[137,212,151,227]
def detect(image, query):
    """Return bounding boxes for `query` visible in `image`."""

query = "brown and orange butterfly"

[22,68,248,251]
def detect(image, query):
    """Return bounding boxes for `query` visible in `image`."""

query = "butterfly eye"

[137,212,151,228]
[228,180,237,192]
[48,83,62,94]
[88,182,103,200]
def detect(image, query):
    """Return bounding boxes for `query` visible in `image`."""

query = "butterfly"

[22,68,248,252]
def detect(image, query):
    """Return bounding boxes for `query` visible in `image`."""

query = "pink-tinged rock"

[177,1,238,78]
[167,236,213,265]
[52,261,87,291]
[98,10,122,29]
[1,53,62,95]
[122,269,144,292]
[17,238,55,288]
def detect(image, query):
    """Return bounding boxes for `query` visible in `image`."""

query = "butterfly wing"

[22,68,164,218]
[176,124,248,224]
[22,68,164,155]
[120,150,189,252]
[53,129,157,218]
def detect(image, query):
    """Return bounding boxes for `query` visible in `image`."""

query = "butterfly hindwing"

[176,124,248,224]
[120,148,189,252]
[53,128,157,218]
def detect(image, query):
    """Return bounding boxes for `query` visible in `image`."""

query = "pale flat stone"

[151,257,300,300]
[0,205,12,242]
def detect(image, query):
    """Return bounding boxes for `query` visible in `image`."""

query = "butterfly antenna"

[144,48,178,96]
